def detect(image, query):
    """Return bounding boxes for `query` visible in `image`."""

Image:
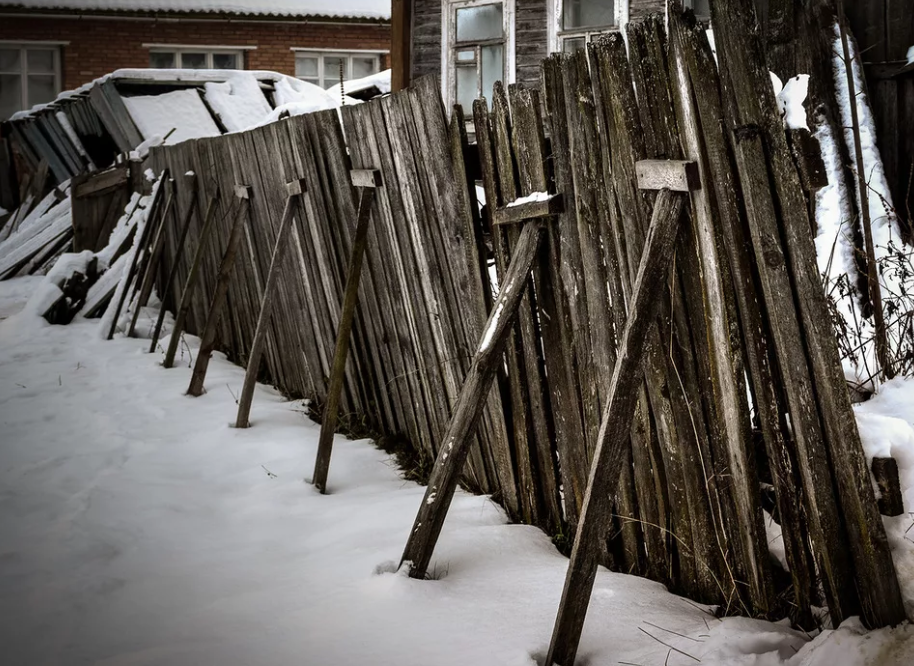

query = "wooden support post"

[186,186,250,397]
[872,457,904,517]
[398,216,549,577]
[234,179,306,428]
[161,187,221,364]
[128,173,192,338]
[545,189,685,666]
[146,174,202,349]
[311,170,380,491]
[105,173,169,341]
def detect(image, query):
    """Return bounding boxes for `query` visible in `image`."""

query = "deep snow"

[1,279,914,666]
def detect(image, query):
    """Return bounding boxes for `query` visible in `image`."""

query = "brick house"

[0,0,391,119]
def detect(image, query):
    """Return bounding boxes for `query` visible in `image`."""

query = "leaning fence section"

[142,8,906,634]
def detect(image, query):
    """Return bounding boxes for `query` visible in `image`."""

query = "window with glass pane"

[351,57,378,80]
[149,51,176,68]
[563,0,615,29]
[1,73,22,120]
[1,45,60,119]
[212,53,238,69]
[182,53,207,69]
[455,4,504,42]
[295,55,320,85]
[323,56,349,88]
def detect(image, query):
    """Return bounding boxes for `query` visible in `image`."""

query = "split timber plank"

[161,186,220,365]
[235,189,301,429]
[400,218,547,578]
[186,188,249,397]
[473,98,534,523]
[492,194,564,226]
[105,173,168,341]
[669,10,816,624]
[127,178,179,338]
[491,81,553,525]
[666,11,775,614]
[406,78,493,491]
[541,56,608,533]
[544,188,685,666]
[312,186,376,491]
[712,0,905,627]
[509,84,584,537]
[146,173,200,346]
[342,103,428,454]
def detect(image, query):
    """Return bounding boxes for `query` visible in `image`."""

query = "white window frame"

[441,0,516,111]
[290,48,386,89]
[0,42,63,117]
[548,0,628,54]
[145,45,250,70]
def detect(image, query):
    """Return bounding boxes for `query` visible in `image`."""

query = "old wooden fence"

[141,9,906,636]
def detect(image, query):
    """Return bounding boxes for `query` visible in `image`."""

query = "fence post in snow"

[311,169,381,492]
[129,172,196,339]
[161,185,221,365]
[186,185,250,397]
[545,186,687,666]
[234,178,306,429]
[397,193,562,578]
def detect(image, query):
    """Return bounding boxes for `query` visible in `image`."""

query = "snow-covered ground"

[1,277,914,666]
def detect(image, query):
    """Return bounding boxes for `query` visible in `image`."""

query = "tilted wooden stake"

[126,179,177,337]
[234,179,306,428]
[545,188,685,666]
[186,186,250,396]
[106,173,170,341]
[161,186,221,363]
[311,171,379,491]
[399,217,548,578]
[141,172,199,342]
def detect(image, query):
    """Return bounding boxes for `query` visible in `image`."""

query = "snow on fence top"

[0,0,391,20]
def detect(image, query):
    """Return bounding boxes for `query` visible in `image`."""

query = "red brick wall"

[0,13,391,89]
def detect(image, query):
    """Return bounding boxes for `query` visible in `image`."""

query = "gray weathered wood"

[350,169,383,188]
[105,173,168,341]
[399,218,547,577]
[311,187,376,491]
[235,192,301,428]
[545,189,685,666]
[492,193,564,225]
[186,188,250,396]
[872,457,904,517]
[635,159,700,191]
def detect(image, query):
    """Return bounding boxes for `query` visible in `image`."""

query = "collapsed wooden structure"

[102,2,907,661]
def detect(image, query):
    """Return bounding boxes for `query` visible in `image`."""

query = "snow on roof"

[0,0,391,20]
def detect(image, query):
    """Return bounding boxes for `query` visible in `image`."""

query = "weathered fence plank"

[545,189,685,666]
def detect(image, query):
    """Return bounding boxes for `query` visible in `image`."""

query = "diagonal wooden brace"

[311,169,381,491]
[186,185,251,396]
[398,208,554,579]
[544,188,685,665]
[234,179,307,428]
[161,185,222,365]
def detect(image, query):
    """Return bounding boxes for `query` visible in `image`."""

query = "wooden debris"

[872,458,904,517]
